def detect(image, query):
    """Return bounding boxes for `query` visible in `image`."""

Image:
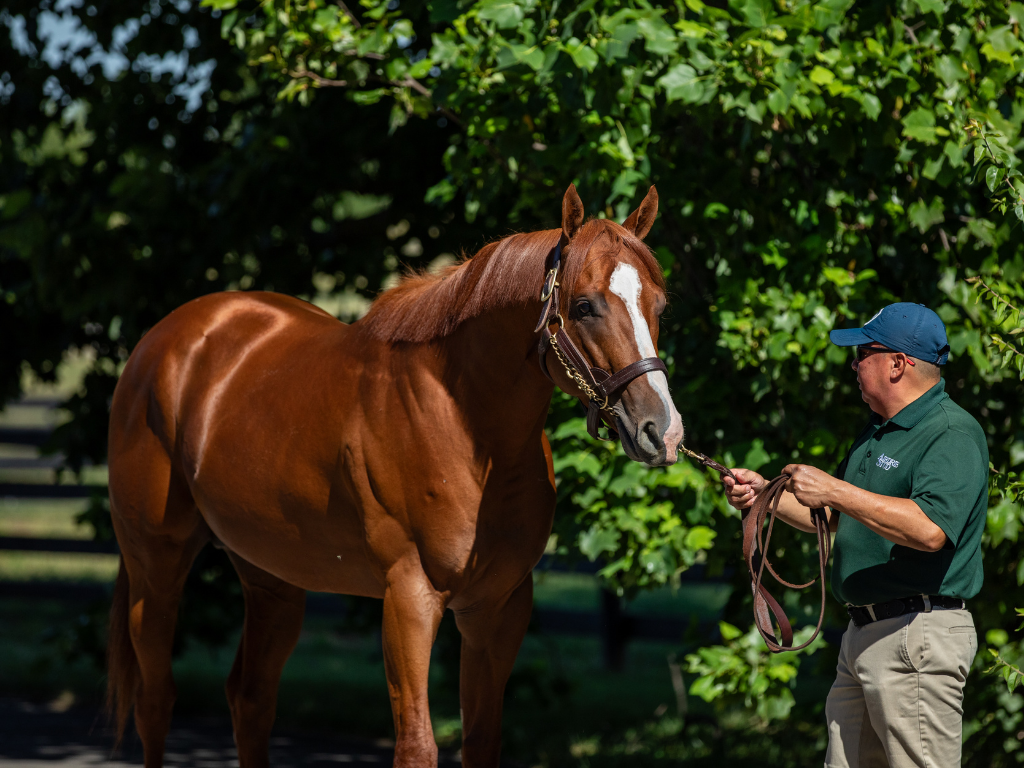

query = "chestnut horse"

[106,185,683,768]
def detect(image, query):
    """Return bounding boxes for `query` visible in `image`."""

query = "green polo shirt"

[831,380,988,606]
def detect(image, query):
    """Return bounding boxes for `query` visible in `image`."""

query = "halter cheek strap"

[535,239,668,441]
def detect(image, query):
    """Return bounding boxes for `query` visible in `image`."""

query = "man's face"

[851,343,896,409]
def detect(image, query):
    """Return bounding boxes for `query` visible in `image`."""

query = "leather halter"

[534,238,668,440]
[682,448,831,653]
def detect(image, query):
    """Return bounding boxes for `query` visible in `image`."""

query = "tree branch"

[290,69,348,87]
[903,21,924,45]
[336,0,361,28]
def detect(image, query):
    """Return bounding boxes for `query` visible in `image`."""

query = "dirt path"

[0,698,460,767]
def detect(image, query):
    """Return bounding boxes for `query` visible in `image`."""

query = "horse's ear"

[622,185,658,239]
[562,184,584,241]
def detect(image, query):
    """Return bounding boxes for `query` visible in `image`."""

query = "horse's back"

[112,291,344,447]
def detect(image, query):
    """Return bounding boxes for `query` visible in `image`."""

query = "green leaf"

[477,0,527,29]
[332,190,392,220]
[858,93,881,121]
[922,155,944,180]
[745,100,764,124]
[823,266,856,287]
[683,525,716,550]
[766,88,789,115]
[936,55,967,86]
[564,37,599,72]
[986,166,1006,193]
[579,524,620,560]
[424,179,456,206]
[407,57,434,79]
[718,621,743,641]
[703,202,730,219]
[913,0,944,17]
[348,88,389,105]
[637,14,679,56]
[902,107,939,145]
[987,25,1020,54]
[808,66,834,86]
[986,628,1009,647]
[673,19,710,38]
[741,438,771,471]
[907,197,945,232]
[943,140,964,169]
[658,63,703,103]
[981,41,1016,65]
[731,0,773,27]
[689,675,722,702]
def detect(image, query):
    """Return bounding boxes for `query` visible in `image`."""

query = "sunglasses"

[855,345,916,366]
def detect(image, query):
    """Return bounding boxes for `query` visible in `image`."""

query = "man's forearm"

[763,491,824,534]
[826,483,946,552]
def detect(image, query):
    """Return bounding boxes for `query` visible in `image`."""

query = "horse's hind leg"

[110,464,208,768]
[454,576,534,768]
[224,552,306,768]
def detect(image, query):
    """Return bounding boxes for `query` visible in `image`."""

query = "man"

[724,302,987,768]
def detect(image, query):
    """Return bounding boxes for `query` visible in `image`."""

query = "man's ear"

[562,183,584,241]
[622,185,658,239]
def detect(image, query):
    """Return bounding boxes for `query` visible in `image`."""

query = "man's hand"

[782,464,837,510]
[723,468,767,510]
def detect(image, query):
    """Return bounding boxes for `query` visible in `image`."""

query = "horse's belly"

[192,476,386,598]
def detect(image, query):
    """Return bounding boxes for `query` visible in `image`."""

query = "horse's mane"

[357,218,665,343]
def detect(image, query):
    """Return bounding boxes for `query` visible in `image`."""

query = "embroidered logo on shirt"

[876,453,900,470]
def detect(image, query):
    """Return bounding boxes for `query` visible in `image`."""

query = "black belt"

[847,595,966,627]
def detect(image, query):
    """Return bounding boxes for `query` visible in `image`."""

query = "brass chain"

[548,334,610,410]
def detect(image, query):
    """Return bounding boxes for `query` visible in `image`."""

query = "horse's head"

[545,184,684,466]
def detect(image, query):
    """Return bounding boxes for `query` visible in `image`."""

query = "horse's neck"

[441,303,554,452]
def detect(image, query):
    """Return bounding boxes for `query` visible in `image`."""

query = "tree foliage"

[3,0,1024,762]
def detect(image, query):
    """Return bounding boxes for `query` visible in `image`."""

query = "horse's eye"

[577,300,592,317]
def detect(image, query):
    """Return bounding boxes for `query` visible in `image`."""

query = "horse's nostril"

[640,420,665,453]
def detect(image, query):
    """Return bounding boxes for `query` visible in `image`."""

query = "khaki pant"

[824,609,977,768]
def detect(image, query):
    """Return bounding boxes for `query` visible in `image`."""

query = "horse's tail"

[106,556,138,748]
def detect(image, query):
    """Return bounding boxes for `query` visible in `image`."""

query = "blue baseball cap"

[829,303,950,365]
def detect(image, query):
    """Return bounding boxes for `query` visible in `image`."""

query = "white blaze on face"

[608,262,684,462]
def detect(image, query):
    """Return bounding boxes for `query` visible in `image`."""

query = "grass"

[0,498,93,538]
[0,551,119,581]
[0,499,119,581]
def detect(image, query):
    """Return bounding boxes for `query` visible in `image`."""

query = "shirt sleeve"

[910,430,987,548]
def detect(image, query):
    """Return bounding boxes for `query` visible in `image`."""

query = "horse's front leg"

[454,575,534,768]
[381,558,446,768]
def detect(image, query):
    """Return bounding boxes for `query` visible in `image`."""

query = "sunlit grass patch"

[0,498,92,538]
[0,552,118,582]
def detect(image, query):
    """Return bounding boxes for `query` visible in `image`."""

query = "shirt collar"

[880,379,947,430]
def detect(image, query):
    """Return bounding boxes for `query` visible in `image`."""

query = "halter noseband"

[534,238,669,440]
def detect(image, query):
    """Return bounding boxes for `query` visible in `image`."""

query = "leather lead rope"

[535,238,667,440]
[682,447,831,654]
